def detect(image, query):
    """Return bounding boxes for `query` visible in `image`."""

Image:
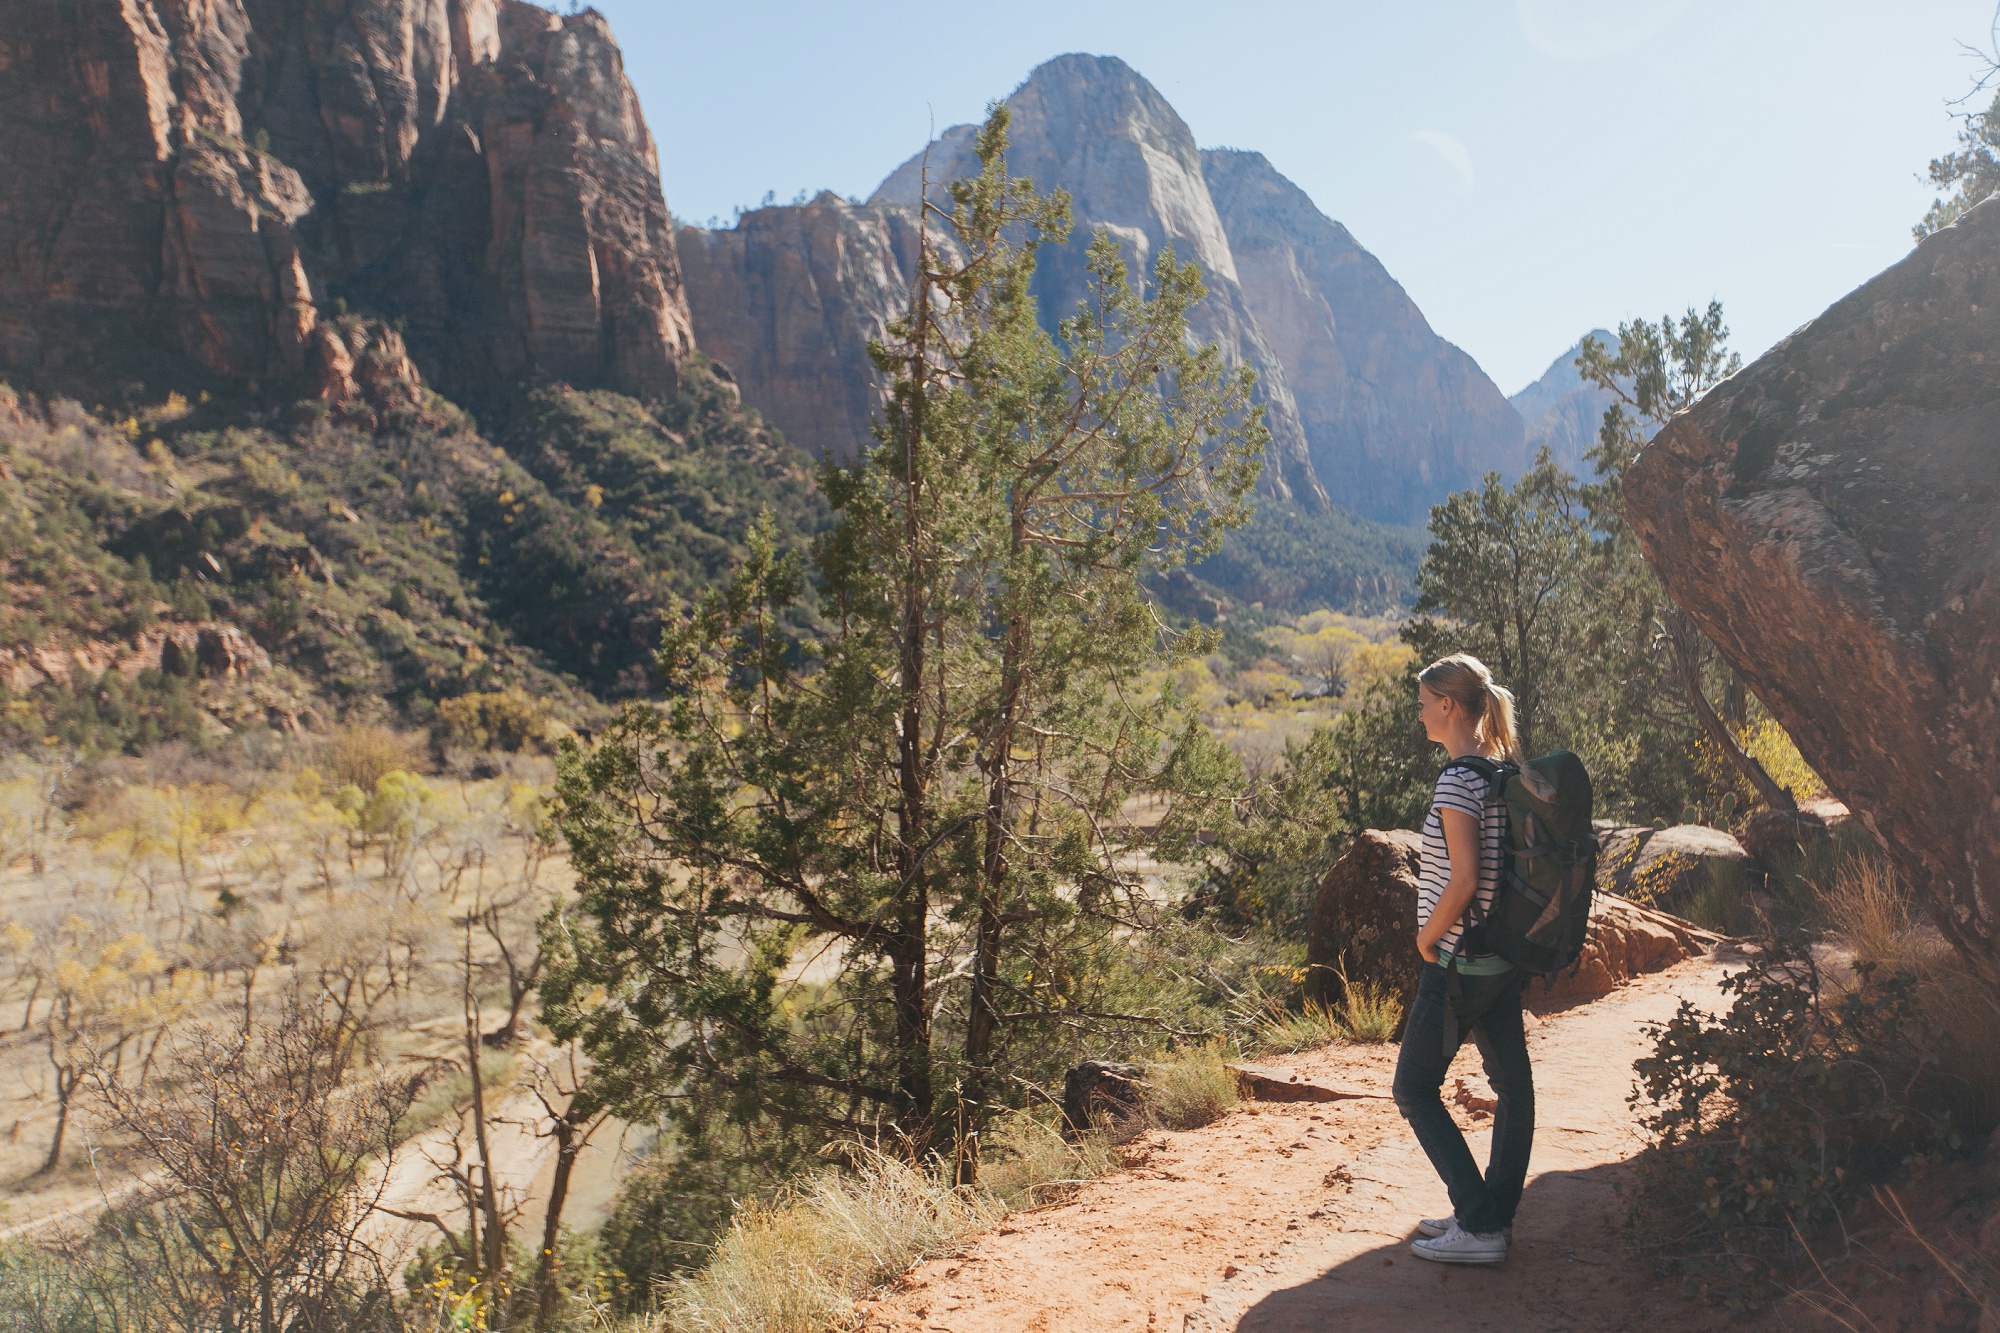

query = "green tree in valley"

[1200,666,1433,935]
[543,103,1264,1181]
[1405,455,1599,758]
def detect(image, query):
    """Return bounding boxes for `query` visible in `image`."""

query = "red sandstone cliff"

[677,193,929,464]
[0,0,694,401]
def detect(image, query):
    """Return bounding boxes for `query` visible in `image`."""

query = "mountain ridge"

[1510,330,1620,474]
[870,53,1329,514]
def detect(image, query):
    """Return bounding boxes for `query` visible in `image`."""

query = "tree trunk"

[40,1060,75,1175]
[533,1105,591,1329]
[1667,610,1798,814]
[963,595,1030,1187]
[464,944,509,1314]
[890,235,938,1151]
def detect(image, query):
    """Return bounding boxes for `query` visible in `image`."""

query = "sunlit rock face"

[677,194,930,466]
[1202,147,1529,520]
[871,53,1327,511]
[862,55,1528,520]
[677,54,1528,517]
[0,0,695,400]
[1626,197,2000,981]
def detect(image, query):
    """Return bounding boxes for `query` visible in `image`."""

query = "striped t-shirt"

[1417,762,1508,960]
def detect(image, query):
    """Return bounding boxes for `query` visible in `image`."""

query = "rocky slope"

[0,0,825,747]
[1510,329,1619,474]
[0,0,694,404]
[1626,198,2000,983]
[1199,148,1528,520]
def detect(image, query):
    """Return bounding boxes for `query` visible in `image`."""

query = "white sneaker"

[1417,1215,1510,1241]
[1410,1222,1508,1265]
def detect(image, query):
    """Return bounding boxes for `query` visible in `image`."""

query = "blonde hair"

[1419,653,1521,762]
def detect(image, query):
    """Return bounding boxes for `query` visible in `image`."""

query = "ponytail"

[1418,653,1522,762]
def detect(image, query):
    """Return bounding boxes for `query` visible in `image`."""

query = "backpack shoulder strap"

[1442,755,1514,790]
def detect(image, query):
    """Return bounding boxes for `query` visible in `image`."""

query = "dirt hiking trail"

[860,953,1777,1333]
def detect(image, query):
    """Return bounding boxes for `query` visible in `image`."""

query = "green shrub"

[1629,944,1957,1307]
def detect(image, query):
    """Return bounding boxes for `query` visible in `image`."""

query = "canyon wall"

[0,0,694,400]
[1510,329,1619,475]
[1200,147,1528,519]
[677,194,926,464]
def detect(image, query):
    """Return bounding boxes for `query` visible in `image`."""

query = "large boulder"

[1305,829,1423,1006]
[1307,827,1718,1009]
[1626,196,2000,982]
[1596,823,1763,913]
[1061,1061,1147,1137]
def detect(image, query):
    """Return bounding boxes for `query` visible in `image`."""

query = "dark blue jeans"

[1392,962,1535,1236]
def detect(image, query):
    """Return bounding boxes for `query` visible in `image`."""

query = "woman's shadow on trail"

[1227,1159,1716,1333]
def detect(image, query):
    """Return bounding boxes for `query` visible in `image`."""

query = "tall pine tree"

[543,104,1265,1177]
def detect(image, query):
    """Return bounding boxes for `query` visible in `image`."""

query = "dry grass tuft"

[1333,980,1404,1044]
[1819,851,2000,1133]
[1247,982,1404,1056]
[1145,1043,1239,1130]
[649,1152,1001,1333]
[980,1110,1115,1209]
[1248,1000,1347,1055]
[1822,851,1913,968]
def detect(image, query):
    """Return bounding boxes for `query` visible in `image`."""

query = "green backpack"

[1449,751,1597,977]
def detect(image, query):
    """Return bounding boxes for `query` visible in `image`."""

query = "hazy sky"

[591,0,1996,394]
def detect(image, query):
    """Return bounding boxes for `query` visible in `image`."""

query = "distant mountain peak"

[1510,331,1621,473]
[710,56,1529,526]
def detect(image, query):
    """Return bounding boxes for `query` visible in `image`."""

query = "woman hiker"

[1394,652,1535,1266]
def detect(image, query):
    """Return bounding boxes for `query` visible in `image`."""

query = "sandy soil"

[858,952,1790,1333]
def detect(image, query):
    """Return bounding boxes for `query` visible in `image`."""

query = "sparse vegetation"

[1144,1044,1239,1130]
[643,1154,1003,1333]
[1629,944,1958,1308]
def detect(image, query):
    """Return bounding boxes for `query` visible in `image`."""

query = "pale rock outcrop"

[1199,148,1529,520]
[308,320,429,427]
[1625,196,2000,981]
[870,55,1328,511]
[0,0,693,400]
[0,622,270,693]
[1595,823,1763,910]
